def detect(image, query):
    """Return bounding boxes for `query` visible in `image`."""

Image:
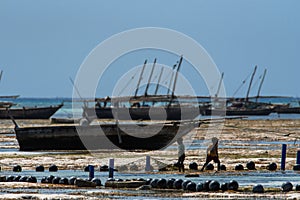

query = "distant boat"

[0,95,20,99]
[0,101,16,108]
[0,103,63,119]
[50,117,81,124]
[275,106,300,114]
[274,101,300,114]
[0,70,20,99]
[14,120,201,151]
[83,103,200,121]
[83,56,201,121]
[202,67,275,116]
[201,104,275,116]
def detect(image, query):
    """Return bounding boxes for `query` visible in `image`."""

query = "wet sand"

[0,118,300,199]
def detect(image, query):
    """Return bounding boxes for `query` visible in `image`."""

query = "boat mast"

[144,58,157,96]
[167,63,177,96]
[69,77,91,122]
[171,55,183,97]
[134,59,147,97]
[256,68,267,101]
[245,65,257,102]
[0,70,3,83]
[215,72,224,98]
[154,67,164,95]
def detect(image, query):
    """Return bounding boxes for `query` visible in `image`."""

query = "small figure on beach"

[200,137,221,171]
[103,96,110,107]
[177,137,185,172]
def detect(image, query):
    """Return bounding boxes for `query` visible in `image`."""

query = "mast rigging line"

[232,69,254,97]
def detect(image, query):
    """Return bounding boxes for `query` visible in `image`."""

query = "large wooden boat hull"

[83,106,200,120]
[0,104,63,119]
[15,121,200,151]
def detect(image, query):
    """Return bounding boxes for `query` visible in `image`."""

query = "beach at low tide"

[0,118,300,199]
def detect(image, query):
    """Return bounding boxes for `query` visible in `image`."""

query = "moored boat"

[14,120,201,151]
[201,106,275,116]
[274,103,300,114]
[83,104,200,121]
[0,95,20,99]
[202,67,275,116]
[0,101,16,108]
[201,100,276,116]
[82,56,201,121]
[50,117,81,124]
[0,103,63,119]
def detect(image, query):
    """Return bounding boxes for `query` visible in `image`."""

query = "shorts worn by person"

[177,138,185,172]
[200,137,220,171]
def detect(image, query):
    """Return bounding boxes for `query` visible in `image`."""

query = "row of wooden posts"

[94,148,300,180]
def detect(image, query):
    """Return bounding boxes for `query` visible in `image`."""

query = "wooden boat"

[14,120,201,151]
[0,95,20,99]
[274,104,300,114]
[201,99,276,116]
[276,107,300,114]
[83,56,200,121]
[50,117,81,124]
[201,106,275,116]
[0,103,63,119]
[202,67,275,116]
[83,104,200,120]
[0,101,15,108]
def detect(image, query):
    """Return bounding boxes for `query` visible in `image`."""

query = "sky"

[0,0,299,98]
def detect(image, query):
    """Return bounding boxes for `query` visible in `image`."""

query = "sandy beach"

[0,118,300,199]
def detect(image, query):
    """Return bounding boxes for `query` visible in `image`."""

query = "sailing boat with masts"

[201,66,276,116]
[0,70,19,108]
[83,56,200,120]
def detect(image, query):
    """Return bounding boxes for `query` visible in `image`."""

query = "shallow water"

[1,169,299,189]
[167,139,300,151]
[0,169,300,200]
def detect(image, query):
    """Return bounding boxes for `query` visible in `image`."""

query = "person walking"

[200,137,221,171]
[177,137,185,172]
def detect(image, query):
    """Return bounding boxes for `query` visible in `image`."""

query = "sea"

[2,96,300,120]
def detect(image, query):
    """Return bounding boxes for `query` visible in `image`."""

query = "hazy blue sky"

[0,0,299,97]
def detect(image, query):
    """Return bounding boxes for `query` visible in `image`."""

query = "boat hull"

[0,104,63,119]
[83,106,200,120]
[201,108,274,116]
[15,122,199,151]
[50,117,81,124]
[275,107,300,114]
[0,95,20,99]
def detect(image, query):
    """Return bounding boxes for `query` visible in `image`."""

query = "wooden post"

[281,144,287,171]
[89,165,94,180]
[109,159,114,178]
[293,150,300,171]
[145,156,151,171]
